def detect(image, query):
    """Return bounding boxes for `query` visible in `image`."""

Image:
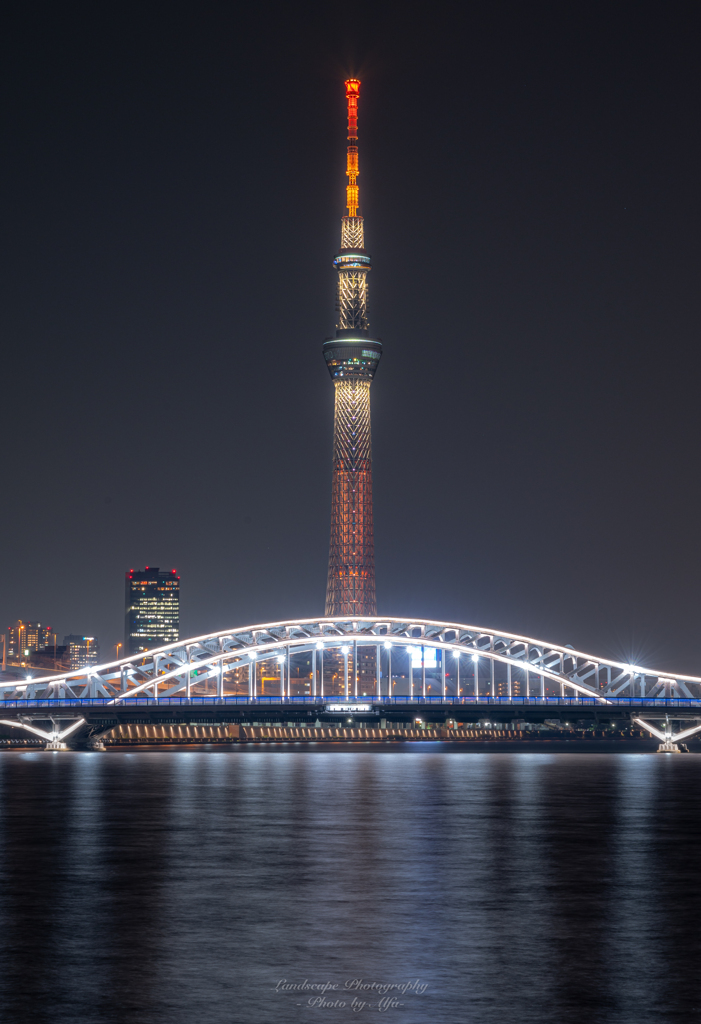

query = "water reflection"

[0,750,699,1023]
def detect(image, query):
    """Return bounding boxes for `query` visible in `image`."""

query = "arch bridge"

[0,617,699,751]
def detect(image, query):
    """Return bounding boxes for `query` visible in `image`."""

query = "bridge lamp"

[453,650,460,659]
[341,646,349,655]
[277,655,285,664]
[249,652,257,660]
[627,664,636,675]
[384,641,392,649]
[316,642,324,650]
[472,653,479,662]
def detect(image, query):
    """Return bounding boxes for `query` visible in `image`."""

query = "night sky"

[1,2,699,672]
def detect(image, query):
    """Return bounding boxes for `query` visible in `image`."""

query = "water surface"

[0,749,699,1024]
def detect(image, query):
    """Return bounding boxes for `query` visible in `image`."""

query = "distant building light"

[411,647,437,668]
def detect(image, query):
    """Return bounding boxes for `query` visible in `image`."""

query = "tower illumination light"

[323,79,381,617]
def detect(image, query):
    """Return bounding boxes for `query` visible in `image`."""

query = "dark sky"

[1,1,699,672]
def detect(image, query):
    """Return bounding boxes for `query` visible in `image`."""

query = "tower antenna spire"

[345,78,360,217]
[322,79,382,618]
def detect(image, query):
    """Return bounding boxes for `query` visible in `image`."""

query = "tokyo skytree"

[323,79,382,617]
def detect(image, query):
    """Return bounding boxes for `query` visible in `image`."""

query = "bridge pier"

[0,716,86,750]
[633,716,701,753]
[657,739,683,753]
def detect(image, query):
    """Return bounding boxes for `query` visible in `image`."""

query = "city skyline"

[0,8,699,673]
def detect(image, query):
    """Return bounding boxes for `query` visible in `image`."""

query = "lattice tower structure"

[323,79,382,617]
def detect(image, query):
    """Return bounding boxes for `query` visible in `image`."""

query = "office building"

[6,620,54,663]
[125,567,180,656]
[63,635,100,670]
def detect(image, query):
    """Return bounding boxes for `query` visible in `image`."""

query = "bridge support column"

[525,644,530,698]
[633,717,701,753]
[0,717,86,750]
[376,644,380,698]
[354,639,358,698]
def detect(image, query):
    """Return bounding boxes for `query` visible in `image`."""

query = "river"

[0,748,699,1023]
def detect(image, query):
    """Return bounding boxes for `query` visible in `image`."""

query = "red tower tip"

[344,79,360,141]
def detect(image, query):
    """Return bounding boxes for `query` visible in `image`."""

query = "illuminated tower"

[323,79,382,616]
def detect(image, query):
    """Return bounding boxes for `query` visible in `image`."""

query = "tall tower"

[323,79,382,617]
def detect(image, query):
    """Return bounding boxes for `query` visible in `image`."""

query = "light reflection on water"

[0,750,699,1023]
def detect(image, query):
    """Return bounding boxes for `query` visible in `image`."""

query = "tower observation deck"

[323,79,382,617]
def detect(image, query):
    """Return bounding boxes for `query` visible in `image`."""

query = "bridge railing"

[0,696,700,709]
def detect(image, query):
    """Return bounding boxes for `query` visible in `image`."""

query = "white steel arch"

[1,616,700,705]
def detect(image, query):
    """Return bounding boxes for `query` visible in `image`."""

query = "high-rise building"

[323,79,382,617]
[63,635,100,670]
[125,567,180,656]
[6,620,53,663]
